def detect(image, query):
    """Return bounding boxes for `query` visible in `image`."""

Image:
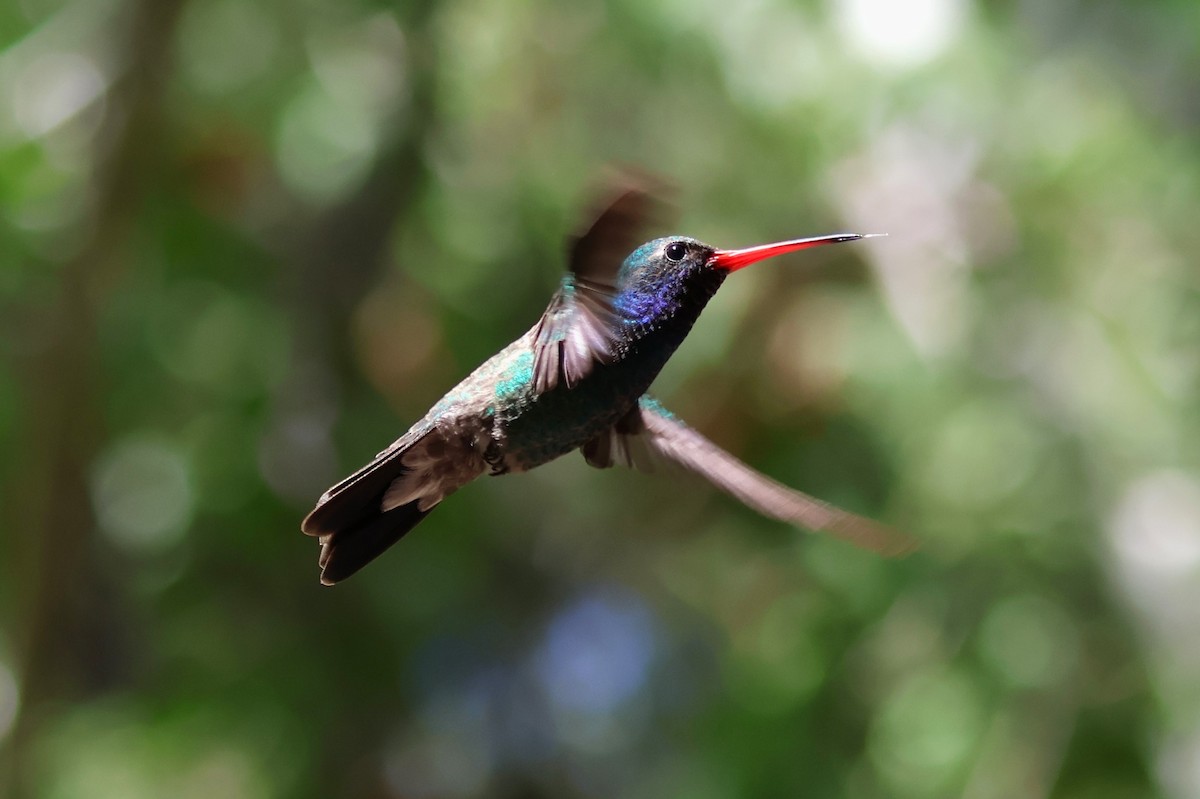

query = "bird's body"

[303,189,911,584]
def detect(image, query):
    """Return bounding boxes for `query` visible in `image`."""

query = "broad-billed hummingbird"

[303,186,911,584]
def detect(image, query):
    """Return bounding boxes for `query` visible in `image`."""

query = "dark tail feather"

[314,499,433,585]
[301,427,435,584]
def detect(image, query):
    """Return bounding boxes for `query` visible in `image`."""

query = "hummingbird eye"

[664,241,687,263]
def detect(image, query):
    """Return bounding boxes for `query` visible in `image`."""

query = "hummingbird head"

[612,236,718,329]
[614,232,877,330]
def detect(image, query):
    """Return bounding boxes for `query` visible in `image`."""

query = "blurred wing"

[567,176,664,285]
[584,397,917,557]
[532,180,663,393]
[531,276,626,393]
[580,398,658,470]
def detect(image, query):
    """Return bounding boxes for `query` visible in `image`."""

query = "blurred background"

[1,0,1198,796]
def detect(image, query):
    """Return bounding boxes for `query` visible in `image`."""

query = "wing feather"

[582,397,917,556]
[531,179,663,392]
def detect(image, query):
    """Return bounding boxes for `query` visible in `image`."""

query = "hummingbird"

[303,185,912,584]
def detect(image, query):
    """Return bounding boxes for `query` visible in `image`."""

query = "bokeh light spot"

[91,436,194,552]
[37,704,270,799]
[1111,471,1200,578]
[978,593,1078,688]
[836,0,967,70]
[920,398,1044,511]
[534,588,656,714]
[13,51,105,138]
[275,80,378,203]
[870,667,985,793]
[147,282,289,398]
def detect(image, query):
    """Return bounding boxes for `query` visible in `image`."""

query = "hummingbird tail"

[314,499,433,585]
[302,425,442,584]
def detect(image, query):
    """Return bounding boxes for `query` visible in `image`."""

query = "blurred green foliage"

[1,0,1199,796]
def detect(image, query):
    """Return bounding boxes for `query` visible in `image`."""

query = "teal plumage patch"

[495,350,535,401]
